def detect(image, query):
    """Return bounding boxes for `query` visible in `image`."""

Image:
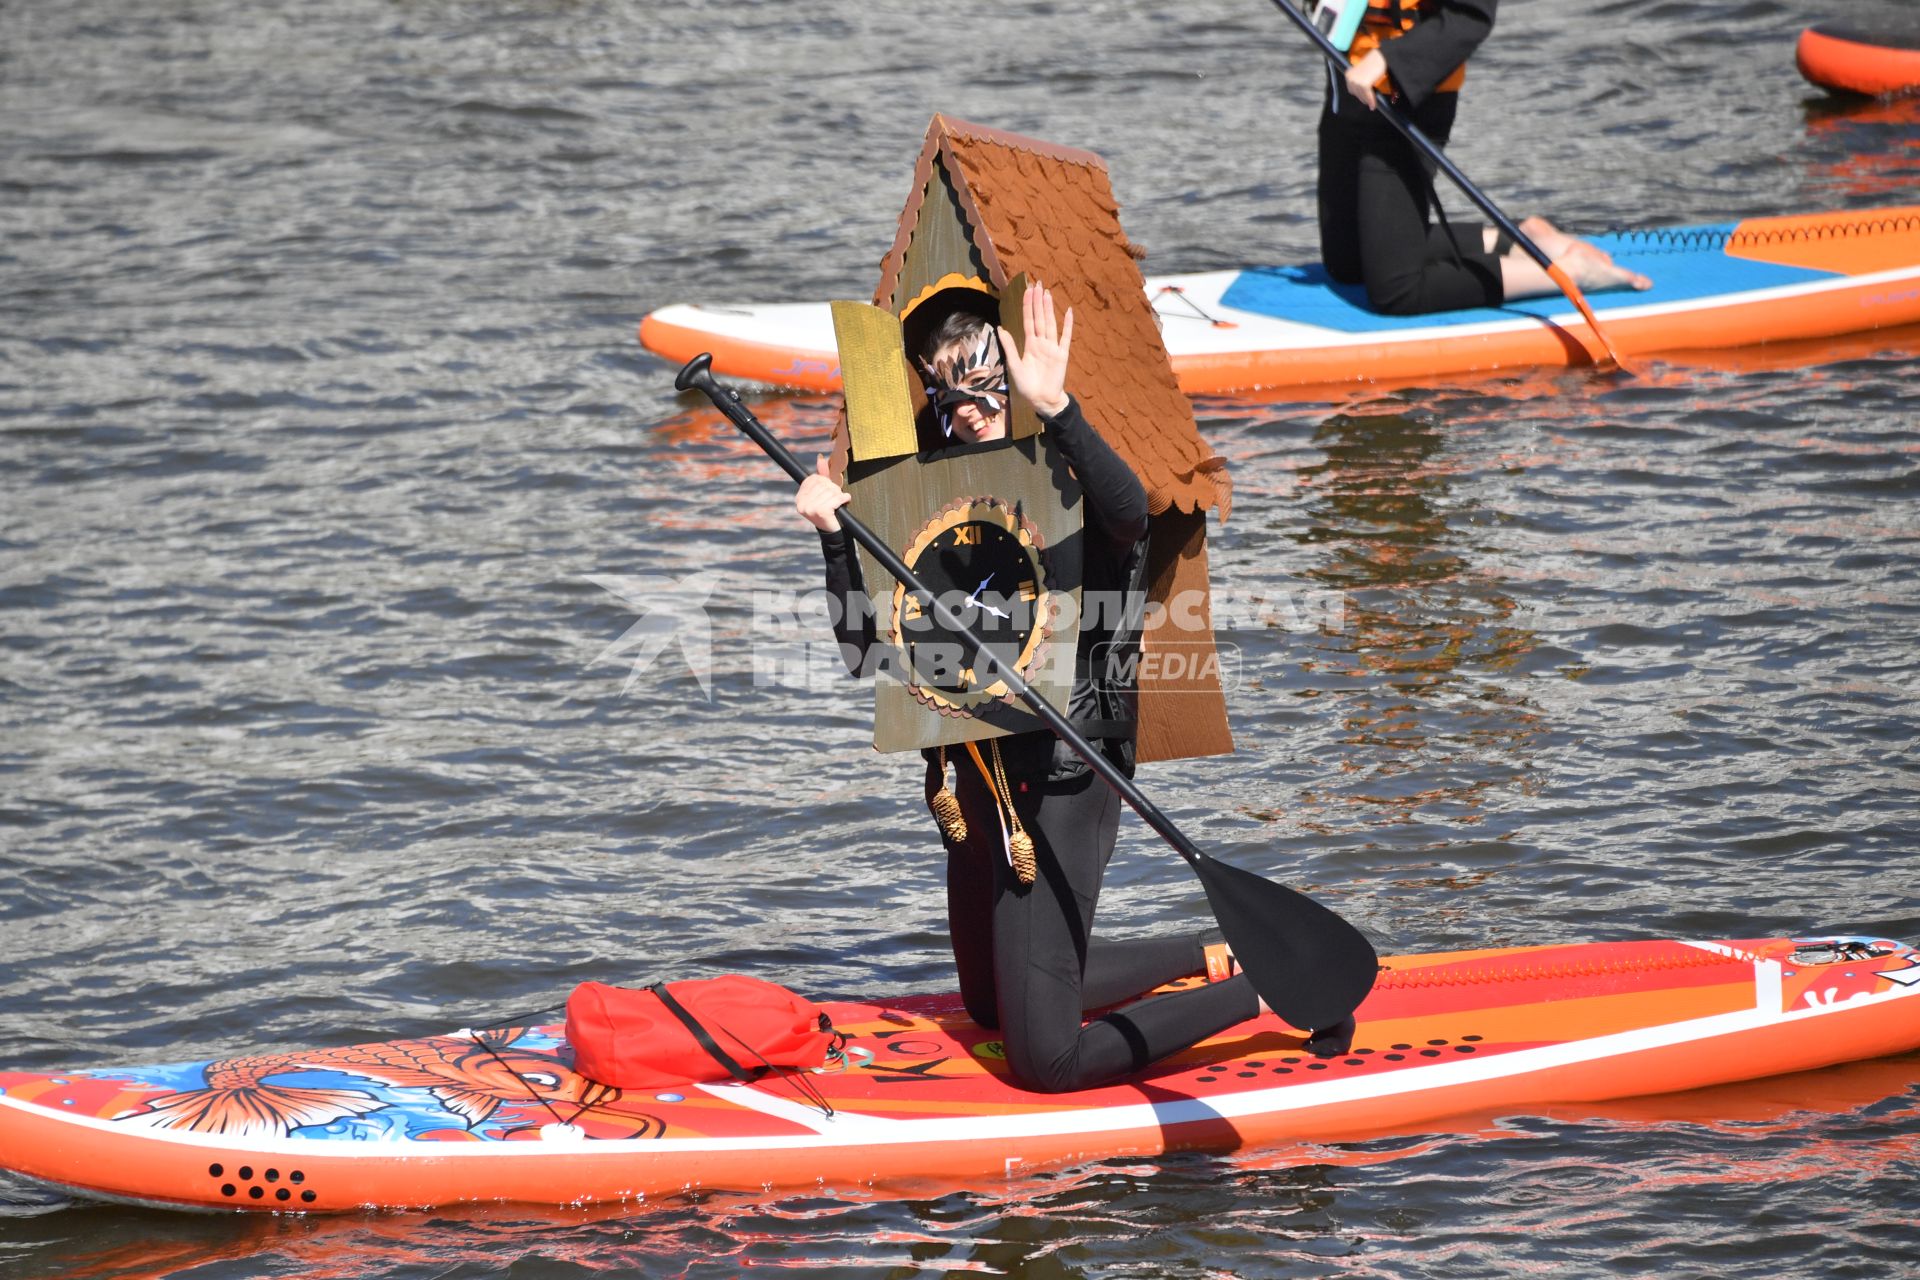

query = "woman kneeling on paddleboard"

[1313,0,1649,314]
[795,282,1266,1094]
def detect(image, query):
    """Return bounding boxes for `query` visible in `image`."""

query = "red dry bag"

[566,975,838,1089]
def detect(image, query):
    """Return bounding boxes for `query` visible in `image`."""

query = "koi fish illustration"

[322,1028,626,1129]
[120,1028,646,1139]
[125,1052,387,1138]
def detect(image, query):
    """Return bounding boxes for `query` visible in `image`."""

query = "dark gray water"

[3,0,1918,1275]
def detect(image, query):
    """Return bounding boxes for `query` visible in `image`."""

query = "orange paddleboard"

[4,934,1917,1212]
[641,207,1920,394]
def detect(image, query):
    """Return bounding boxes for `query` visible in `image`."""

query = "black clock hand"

[677,354,1379,1035]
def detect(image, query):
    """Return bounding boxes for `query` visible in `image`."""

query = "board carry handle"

[674,353,1379,1034]
[1266,0,1633,372]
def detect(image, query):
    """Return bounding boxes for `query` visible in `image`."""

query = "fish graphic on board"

[121,1029,630,1139]
[324,1029,626,1128]
[124,1052,387,1138]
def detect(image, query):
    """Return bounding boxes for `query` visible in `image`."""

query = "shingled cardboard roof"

[874,115,1231,520]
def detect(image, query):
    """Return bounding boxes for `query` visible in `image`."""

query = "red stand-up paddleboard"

[3,934,1918,1212]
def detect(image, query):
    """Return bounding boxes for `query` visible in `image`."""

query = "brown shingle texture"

[876,116,1231,519]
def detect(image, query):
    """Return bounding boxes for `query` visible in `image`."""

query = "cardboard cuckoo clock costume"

[831,115,1235,764]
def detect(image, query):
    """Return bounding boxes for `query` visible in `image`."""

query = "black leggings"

[943,737,1259,1094]
[1317,86,1504,316]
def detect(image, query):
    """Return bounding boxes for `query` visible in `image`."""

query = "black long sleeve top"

[1378,0,1497,108]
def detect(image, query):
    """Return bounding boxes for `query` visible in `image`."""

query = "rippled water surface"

[3,0,1918,1275]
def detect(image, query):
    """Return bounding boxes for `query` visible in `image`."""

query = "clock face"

[889,497,1053,714]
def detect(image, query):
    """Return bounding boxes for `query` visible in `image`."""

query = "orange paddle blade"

[1545,262,1635,374]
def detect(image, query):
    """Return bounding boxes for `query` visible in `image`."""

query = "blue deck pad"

[1219,226,1841,333]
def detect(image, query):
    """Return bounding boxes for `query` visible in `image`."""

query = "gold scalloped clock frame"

[846,434,1083,754]
[886,494,1061,718]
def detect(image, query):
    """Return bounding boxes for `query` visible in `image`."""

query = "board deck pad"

[4,935,1917,1212]
[1216,229,1836,333]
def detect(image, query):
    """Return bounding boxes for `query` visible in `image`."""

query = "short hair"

[922,307,995,362]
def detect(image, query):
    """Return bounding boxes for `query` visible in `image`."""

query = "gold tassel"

[1008,829,1037,885]
[989,740,1037,886]
[929,746,967,843]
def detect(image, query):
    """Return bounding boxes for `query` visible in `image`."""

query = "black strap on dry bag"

[648,982,756,1083]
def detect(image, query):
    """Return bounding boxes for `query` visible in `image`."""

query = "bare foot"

[1518,215,1581,262]
[1561,240,1652,292]
[1521,216,1642,277]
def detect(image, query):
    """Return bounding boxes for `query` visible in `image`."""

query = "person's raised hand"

[997,280,1073,418]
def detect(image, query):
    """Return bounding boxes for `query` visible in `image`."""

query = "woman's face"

[946,393,1006,443]
[925,329,1008,444]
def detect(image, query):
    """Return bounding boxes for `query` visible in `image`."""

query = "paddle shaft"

[675,355,1214,870]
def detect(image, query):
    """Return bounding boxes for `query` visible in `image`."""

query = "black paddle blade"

[1195,851,1379,1033]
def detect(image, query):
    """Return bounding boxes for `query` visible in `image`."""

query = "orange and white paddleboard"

[4,934,1918,1212]
[639,207,1920,395]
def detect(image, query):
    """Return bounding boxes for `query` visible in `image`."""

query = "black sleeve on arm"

[819,527,879,676]
[1041,396,1149,550]
[1380,0,1496,109]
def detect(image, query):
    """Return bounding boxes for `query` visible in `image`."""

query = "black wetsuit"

[818,397,1258,1093]
[1317,0,1502,316]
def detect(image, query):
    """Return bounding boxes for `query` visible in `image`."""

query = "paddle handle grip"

[675,354,813,485]
[675,354,1210,871]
